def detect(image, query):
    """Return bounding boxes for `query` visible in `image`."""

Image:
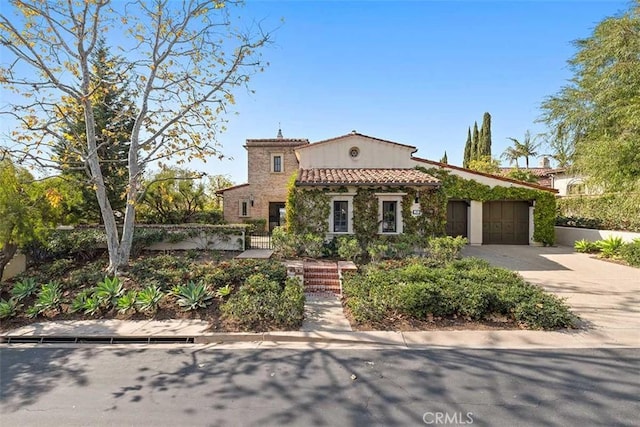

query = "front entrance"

[482,201,529,244]
[269,202,286,232]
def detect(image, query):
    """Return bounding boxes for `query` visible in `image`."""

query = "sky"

[0,0,630,185]
[194,0,629,185]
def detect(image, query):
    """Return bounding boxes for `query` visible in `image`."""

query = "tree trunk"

[0,242,18,282]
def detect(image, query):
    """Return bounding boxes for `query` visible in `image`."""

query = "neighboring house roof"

[413,157,558,193]
[297,168,440,187]
[245,138,309,147]
[215,183,249,195]
[295,131,417,153]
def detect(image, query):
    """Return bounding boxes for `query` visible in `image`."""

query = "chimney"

[539,156,550,168]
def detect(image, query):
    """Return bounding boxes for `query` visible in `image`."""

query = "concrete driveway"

[462,245,640,335]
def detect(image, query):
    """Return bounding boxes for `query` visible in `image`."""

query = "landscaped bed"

[342,257,578,331]
[0,252,305,333]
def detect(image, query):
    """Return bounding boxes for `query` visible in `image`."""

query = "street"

[1,346,638,426]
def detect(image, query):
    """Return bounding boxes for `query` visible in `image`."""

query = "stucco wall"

[297,135,416,169]
[1,253,27,282]
[555,226,640,246]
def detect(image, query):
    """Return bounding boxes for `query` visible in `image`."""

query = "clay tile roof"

[245,138,309,147]
[297,168,440,186]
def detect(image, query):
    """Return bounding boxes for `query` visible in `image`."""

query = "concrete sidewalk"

[1,318,637,349]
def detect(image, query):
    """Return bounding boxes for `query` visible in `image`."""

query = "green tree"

[506,169,539,184]
[52,41,136,223]
[479,112,492,157]
[440,151,448,164]
[540,3,640,191]
[507,130,540,169]
[138,167,207,224]
[206,174,234,210]
[541,125,574,169]
[471,122,480,162]
[0,160,60,278]
[463,127,472,168]
[468,155,500,174]
[1,0,271,273]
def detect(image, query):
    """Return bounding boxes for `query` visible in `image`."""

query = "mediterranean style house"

[218,130,557,245]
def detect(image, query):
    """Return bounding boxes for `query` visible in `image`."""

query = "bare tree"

[0,0,270,273]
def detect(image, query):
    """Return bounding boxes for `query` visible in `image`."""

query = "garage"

[446,200,468,238]
[482,201,529,244]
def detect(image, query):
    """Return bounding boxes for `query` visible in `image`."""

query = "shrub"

[513,293,575,330]
[342,257,576,329]
[574,239,599,254]
[597,236,624,258]
[426,236,468,265]
[271,226,299,258]
[299,233,324,258]
[620,239,640,267]
[0,298,20,319]
[367,242,390,263]
[175,281,213,311]
[221,274,304,331]
[136,285,164,313]
[83,295,102,316]
[11,278,39,301]
[336,237,362,262]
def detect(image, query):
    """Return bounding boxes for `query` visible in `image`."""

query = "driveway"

[462,245,640,334]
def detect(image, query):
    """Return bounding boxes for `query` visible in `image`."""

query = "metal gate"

[248,232,273,249]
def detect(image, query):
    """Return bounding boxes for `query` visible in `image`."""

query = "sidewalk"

[1,318,637,349]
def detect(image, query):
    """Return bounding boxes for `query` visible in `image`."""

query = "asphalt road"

[1,346,638,426]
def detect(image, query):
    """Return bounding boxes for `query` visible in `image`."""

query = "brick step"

[305,280,340,287]
[304,272,340,279]
[304,285,341,293]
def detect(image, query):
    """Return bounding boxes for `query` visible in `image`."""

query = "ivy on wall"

[401,187,447,240]
[285,173,331,235]
[417,166,557,245]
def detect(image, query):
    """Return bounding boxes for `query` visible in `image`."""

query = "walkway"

[235,249,273,259]
[300,294,352,332]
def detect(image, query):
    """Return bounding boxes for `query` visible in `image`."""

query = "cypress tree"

[471,121,480,162]
[440,151,448,164]
[463,128,472,168]
[479,112,492,157]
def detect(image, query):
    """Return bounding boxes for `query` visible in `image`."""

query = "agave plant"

[574,239,598,254]
[136,285,164,313]
[597,236,624,258]
[30,282,63,316]
[176,281,213,311]
[95,276,124,307]
[11,278,39,301]
[83,295,102,316]
[0,298,21,319]
[215,284,233,299]
[69,289,93,314]
[116,290,138,314]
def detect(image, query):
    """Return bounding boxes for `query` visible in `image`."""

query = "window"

[376,193,405,234]
[239,200,249,217]
[271,154,283,173]
[382,201,397,233]
[328,194,354,234]
[333,200,348,233]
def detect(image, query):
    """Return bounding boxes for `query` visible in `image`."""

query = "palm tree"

[507,130,540,169]
[501,146,521,168]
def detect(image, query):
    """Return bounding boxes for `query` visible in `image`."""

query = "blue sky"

[196,0,629,185]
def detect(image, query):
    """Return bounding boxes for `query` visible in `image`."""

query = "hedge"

[557,193,640,232]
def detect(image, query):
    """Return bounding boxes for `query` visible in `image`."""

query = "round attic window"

[349,147,360,158]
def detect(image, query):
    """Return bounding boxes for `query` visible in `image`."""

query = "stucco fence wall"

[1,227,248,282]
[555,226,640,246]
